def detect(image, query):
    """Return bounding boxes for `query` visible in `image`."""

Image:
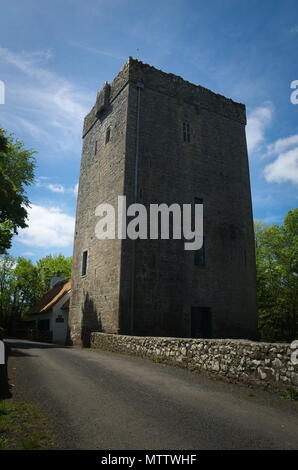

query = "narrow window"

[183,122,187,142]
[82,250,88,276]
[186,123,191,142]
[183,122,191,142]
[105,127,111,144]
[94,140,97,155]
[194,236,205,266]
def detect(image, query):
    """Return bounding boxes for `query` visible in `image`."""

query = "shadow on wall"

[81,293,102,347]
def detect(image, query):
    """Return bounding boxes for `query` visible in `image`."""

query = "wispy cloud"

[290,25,298,34]
[17,204,75,248]
[0,45,93,155]
[71,41,126,61]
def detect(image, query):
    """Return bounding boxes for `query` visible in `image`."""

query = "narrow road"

[5,339,298,450]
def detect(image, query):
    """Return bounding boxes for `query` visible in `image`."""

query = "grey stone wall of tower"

[69,57,258,345]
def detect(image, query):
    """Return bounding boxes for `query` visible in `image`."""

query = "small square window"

[82,250,88,276]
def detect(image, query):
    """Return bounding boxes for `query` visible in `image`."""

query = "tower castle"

[69,58,258,345]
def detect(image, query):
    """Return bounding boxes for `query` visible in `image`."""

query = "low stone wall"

[91,333,298,391]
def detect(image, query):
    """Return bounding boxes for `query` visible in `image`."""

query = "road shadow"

[9,348,37,357]
[7,339,66,350]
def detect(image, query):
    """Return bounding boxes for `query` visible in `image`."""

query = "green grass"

[279,387,298,401]
[152,358,162,363]
[0,400,55,450]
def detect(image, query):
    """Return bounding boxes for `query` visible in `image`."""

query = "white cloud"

[246,103,298,185]
[36,179,78,195]
[17,204,75,248]
[264,147,298,184]
[246,102,274,153]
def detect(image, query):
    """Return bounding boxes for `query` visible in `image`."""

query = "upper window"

[183,122,191,142]
[82,250,88,276]
[105,127,111,144]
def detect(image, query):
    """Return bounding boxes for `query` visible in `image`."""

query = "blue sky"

[0,0,297,261]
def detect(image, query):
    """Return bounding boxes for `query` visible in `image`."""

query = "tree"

[0,254,72,330]
[0,255,40,330]
[0,129,36,253]
[12,257,41,318]
[36,254,72,294]
[255,209,298,342]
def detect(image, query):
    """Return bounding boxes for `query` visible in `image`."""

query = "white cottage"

[27,279,71,345]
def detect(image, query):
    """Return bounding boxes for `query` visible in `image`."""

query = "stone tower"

[69,58,258,345]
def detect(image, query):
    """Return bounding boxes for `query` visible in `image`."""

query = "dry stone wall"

[91,332,298,391]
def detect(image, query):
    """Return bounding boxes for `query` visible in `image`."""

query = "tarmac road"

[5,338,298,450]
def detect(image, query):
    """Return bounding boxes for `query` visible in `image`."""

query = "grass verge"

[0,399,55,450]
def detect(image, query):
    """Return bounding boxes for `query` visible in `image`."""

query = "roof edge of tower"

[82,57,247,137]
[126,56,246,109]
